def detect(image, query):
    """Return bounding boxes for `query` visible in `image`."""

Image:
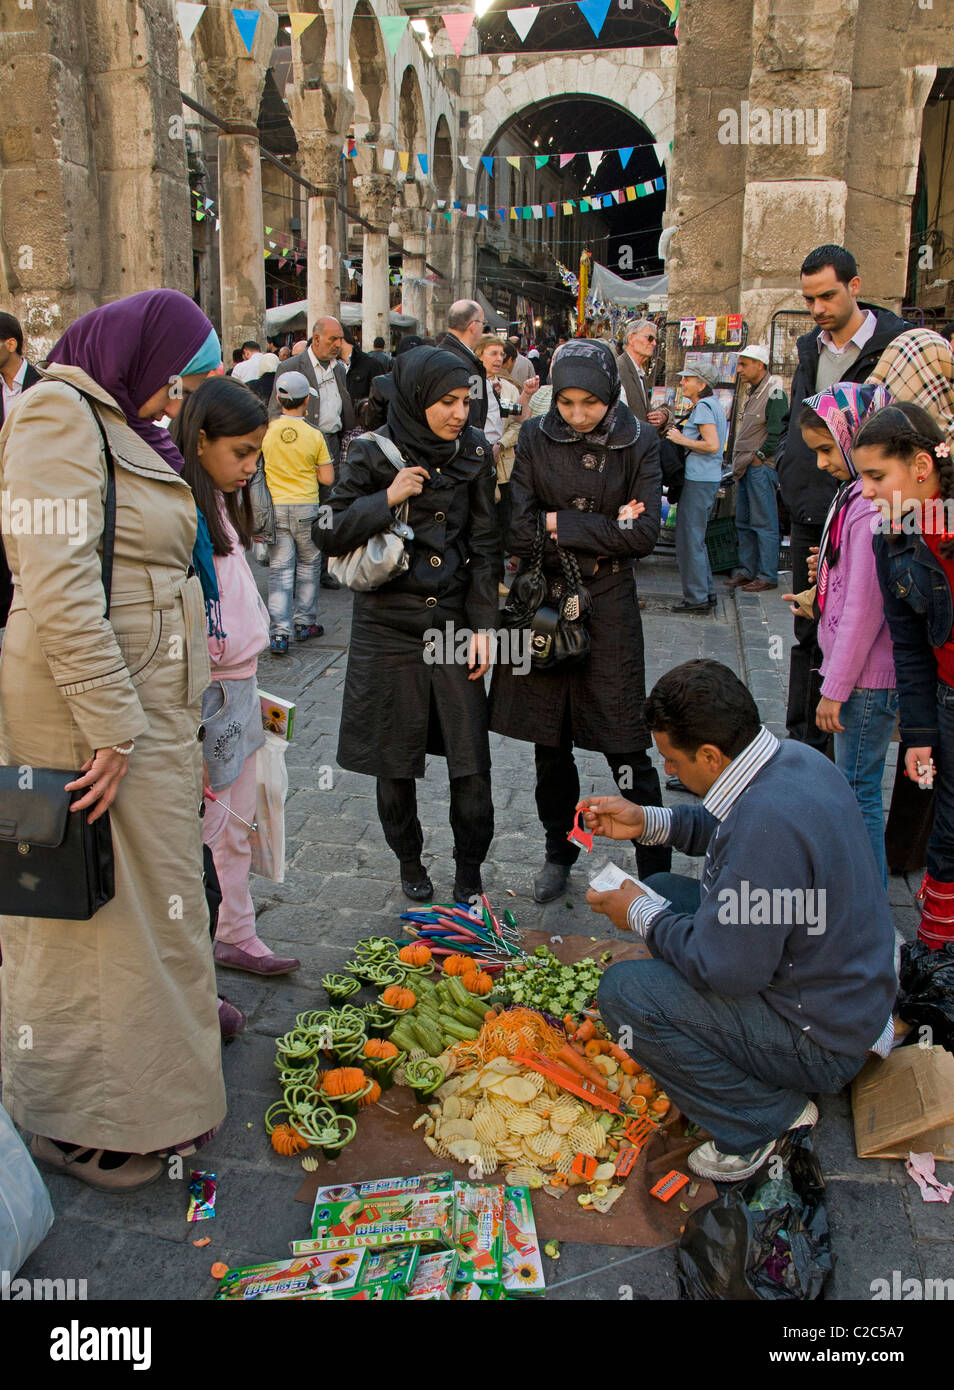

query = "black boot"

[533,862,571,904]
[400,859,433,902]
[453,860,482,903]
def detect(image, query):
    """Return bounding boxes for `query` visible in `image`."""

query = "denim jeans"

[736,464,779,584]
[266,503,320,635]
[675,479,720,605]
[597,872,868,1152]
[927,680,954,882]
[834,687,898,889]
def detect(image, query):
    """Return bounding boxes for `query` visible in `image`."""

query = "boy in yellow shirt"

[261,371,334,655]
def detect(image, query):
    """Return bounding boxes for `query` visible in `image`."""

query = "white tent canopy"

[588,262,669,308]
[264,300,418,333]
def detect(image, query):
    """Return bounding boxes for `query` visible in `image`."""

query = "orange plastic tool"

[614,1147,639,1177]
[649,1170,690,1203]
[512,1050,624,1116]
[571,1153,598,1181]
[623,1116,654,1145]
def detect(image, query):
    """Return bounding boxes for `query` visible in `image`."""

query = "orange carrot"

[556,1045,608,1087]
[573,1018,596,1043]
[584,1040,603,1059]
[608,1042,634,1065]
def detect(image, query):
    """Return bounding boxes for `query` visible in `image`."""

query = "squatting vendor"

[583,659,898,1183]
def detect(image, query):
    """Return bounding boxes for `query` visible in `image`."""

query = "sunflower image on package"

[501,1186,546,1296]
[300,1189,455,1252]
[215,1250,366,1300]
[452,1182,504,1284]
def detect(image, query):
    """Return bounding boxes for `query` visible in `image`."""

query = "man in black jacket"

[0,312,42,627]
[775,245,908,751]
[438,300,488,430]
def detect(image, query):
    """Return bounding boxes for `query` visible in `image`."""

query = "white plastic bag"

[0,1102,54,1273]
[248,731,288,882]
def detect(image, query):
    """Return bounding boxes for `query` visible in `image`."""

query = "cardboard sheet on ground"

[852,1045,954,1160]
[294,932,717,1248]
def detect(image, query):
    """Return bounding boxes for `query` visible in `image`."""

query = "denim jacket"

[873,528,954,745]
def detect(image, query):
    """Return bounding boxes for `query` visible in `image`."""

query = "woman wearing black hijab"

[324,346,501,901]
[489,339,670,902]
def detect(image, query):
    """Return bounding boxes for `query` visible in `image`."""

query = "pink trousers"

[202,748,258,947]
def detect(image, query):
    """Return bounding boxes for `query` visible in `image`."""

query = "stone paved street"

[19,544,953,1302]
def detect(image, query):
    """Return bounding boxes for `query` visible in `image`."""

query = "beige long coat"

[0,365,226,1153]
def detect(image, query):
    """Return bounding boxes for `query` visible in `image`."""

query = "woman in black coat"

[324,346,501,901]
[488,338,670,902]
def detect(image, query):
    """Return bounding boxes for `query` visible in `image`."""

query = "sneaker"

[30,1135,163,1193]
[688,1101,819,1183]
[294,623,325,642]
[269,634,289,656]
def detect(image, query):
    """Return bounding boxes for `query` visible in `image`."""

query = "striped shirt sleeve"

[638,805,673,845]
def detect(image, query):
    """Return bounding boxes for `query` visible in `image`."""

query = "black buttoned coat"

[488,403,662,752]
[324,426,501,778]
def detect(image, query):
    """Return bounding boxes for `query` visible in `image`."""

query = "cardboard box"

[851,1045,954,1160]
[259,690,295,741]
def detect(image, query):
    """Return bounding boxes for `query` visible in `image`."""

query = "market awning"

[588,263,669,308]
[264,300,418,332]
[475,290,509,330]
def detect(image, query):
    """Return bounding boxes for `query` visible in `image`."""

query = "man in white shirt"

[230,341,264,382]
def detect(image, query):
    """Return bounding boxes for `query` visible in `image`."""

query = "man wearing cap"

[724,347,787,593]
[261,371,335,655]
[618,319,658,423]
[665,363,730,612]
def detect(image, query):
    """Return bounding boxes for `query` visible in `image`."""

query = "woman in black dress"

[324,346,500,901]
[488,338,670,901]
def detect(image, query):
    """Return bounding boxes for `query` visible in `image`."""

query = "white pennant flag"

[459,155,473,170]
[654,142,669,166]
[382,149,396,171]
[175,1,205,43]
[587,150,603,174]
[507,6,539,42]
[466,202,476,217]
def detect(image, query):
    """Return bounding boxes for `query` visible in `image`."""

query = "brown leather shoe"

[723,573,753,589]
[739,578,778,592]
[30,1135,163,1193]
[213,941,301,975]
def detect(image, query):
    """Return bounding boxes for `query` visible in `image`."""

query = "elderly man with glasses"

[618,319,659,424]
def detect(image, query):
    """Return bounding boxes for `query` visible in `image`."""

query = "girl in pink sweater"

[175,379,300,1010]
[791,382,896,885]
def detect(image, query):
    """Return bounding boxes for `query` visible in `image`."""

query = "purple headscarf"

[45,289,219,474]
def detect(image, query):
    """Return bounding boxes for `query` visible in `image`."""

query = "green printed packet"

[500,1185,546,1296]
[405,1250,459,1300]
[355,1244,420,1293]
[301,1189,455,1251]
[452,1182,504,1285]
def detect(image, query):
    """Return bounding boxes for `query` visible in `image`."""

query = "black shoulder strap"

[68,388,117,618]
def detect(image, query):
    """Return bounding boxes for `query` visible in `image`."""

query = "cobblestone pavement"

[19,545,953,1301]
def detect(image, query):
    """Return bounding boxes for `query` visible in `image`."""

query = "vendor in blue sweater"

[584,659,897,1183]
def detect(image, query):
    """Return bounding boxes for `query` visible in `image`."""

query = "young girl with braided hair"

[856,401,954,946]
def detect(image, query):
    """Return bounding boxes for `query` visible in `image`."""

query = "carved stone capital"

[358,174,399,226]
[194,0,278,126]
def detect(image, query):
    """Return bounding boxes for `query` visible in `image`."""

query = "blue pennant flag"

[481,155,495,178]
[577,0,612,39]
[618,147,634,169]
[655,175,666,190]
[231,8,260,54]
[417,153,429,175]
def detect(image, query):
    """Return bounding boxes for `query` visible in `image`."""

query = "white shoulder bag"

[327,432,416,592]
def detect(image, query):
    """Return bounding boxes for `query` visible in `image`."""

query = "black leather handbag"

[0,391,116,920]
[502,513,592,670]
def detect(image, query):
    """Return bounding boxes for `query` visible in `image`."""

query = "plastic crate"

[705,516,739,573]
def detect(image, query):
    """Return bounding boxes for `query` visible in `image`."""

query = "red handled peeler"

[566,807,594,853]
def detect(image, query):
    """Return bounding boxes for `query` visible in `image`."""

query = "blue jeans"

[834,687,898,889]
[266,503,320,636]
[596,872,868,1152]
[735,463,779,584]
[675,479,720,605]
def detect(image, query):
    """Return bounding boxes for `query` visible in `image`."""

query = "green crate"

[705,516,739,573]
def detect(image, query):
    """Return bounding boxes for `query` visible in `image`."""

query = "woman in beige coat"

[0,289,227,1192]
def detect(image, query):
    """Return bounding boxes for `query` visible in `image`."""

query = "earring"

[918,475,926,483]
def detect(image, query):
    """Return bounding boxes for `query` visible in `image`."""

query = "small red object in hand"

[566,807,593,853]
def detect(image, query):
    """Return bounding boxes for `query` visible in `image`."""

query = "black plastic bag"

[675,1134,832,1300]
[896,940,954,1053]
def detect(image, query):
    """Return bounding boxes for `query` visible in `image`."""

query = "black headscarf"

[548,338,621,442]
[379,345,473,469]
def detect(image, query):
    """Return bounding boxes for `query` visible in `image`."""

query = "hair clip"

[936,442,951,460]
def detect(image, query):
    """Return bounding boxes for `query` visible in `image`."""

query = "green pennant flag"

[379,15,409,55]
[534,155,549,168]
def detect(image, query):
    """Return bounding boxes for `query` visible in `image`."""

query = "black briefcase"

[0,767,115,919]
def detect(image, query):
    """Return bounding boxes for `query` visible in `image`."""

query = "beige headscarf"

[867,328,954,441]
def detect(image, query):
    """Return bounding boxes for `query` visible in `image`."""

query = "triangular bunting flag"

[522,206,532,220]
[546,203,556,217]
[398,151,410,172]
[576,0,612,39]
[562,201,574,214]
[625,186,636,200]
[653,142,668,166]
[175,2,205,44]
[460,156,473,170]
[618,146,634,169]
[417,153,429,175]
[481,155,495,177]
[203,197,215,210]
[442,12,475,56]
[655,176,666,190]
[613,189,625,204]
[534,155,549,169]
[289,12,318,40]
[466,203,476,217]
[478,206,488,219]
[510,208,518,220]
[497,209,506,221]
[559,153,576,169]
[437,199,446,208]
[379,15,409,55]
[587,151,602,174]
[531,205,543,219]
[507,6,539,42]
[453,201,462,210]
[579,198,590,212]
[506,156,521,171]
[264,226,273,236]
[382,149,396,171]
[195,209,205,222]
[443,211,452,223]
[230,8,260,54]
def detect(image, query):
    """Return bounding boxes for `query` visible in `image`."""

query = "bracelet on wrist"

[108,741,135,756]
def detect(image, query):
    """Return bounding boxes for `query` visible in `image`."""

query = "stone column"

[358,175,397,347]
[426,217,455,336]
[287,91,349,328]
[194,0,277,352]
[396,184,432,333]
